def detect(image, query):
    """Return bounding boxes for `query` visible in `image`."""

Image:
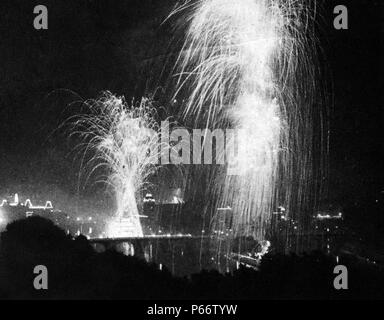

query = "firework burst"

[172,0,324,251]
[70,92,169,237]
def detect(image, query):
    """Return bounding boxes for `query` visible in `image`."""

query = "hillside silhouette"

[0,217,383,299]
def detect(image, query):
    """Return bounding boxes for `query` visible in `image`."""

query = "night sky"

[0,0,382,219]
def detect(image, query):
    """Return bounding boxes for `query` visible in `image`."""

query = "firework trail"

[70,92,169,238]
[173,0,323,250]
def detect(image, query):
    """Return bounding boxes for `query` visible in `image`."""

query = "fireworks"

[68,0,326,253]
[173,0,323,248]
[70,92,169,238]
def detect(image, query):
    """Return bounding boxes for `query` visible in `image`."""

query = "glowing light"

[0,207,6,226]
[13,193,19,205]
[316,213,342,220]
[174,0,307,241]
[0,195,53,210]
[171,0,325,257]
[71,92,170,238]
[25,199,53,210]
[255,240,271,259]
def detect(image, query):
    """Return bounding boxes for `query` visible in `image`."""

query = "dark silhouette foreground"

[0,217,383,299]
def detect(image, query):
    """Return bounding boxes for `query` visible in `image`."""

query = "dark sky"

[0,0,382,212]
[322,0,383,205]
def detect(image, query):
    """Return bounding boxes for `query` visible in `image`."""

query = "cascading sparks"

[174,0,318,244]
[71,92,167,238]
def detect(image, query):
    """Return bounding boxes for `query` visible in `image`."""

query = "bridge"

[89,234,207,261]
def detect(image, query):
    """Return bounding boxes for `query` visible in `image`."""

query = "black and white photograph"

[0,0,382,306]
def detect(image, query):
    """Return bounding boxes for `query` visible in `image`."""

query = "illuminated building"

[0,193,70,231]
